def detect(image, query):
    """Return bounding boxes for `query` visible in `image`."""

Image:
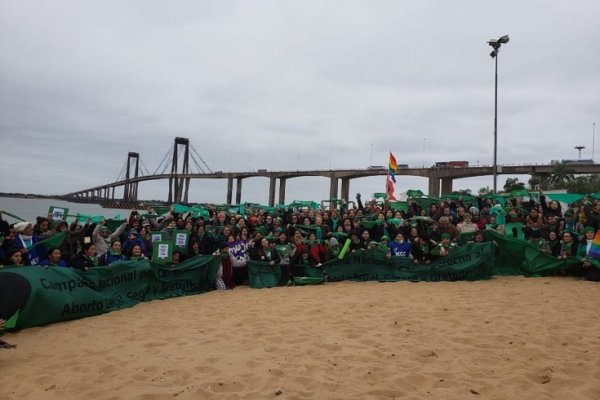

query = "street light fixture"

[593,122,596,163]
[488,34,509,193]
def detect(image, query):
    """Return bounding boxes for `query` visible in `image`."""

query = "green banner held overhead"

[0,256,220,330]
[32,232,66,252]
[48,206,69,221]
[173,230,190,254]
[151,231,165,243]
[104,219,126,232]
[152,240,173,264]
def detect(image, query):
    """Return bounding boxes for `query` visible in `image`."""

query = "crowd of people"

[1,192,599,285]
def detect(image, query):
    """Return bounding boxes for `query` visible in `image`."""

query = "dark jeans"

[232,266,248,286]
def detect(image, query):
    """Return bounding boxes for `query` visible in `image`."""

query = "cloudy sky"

[1,0,598,204]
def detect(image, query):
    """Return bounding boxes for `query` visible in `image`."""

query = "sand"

[1,276,599,400]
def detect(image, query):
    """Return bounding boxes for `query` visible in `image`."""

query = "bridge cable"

[139,158,151,176]
[189,151,207,174]
[160,147,174,175]
[190,144,214,173]
[153,147,173,176]
[115,159,128,182]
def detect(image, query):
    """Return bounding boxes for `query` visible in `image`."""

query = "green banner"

[0,256,220,330]
[48,206,69,221]
[173,230,190,254]
[152,241,173,264]
[247,261,281,288]
[324,243,494,282]
[486,231,582,276]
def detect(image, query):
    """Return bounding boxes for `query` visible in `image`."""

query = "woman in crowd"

[5,249,25,266]
[70,242,98,271]
[101,240,128,266]
[39,248,67,268]
[128,244,148,261]
[12,222,40,265]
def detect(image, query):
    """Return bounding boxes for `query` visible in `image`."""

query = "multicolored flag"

[590,229,600,259]
[387,152,397,201]
[388,152,397,183]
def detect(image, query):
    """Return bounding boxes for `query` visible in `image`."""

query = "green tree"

[478,186,491,196]
[548,163,576,189]
[565,174,600,194]
[503,177,526,193]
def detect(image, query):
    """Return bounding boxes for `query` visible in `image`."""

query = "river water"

[0,197,137,224]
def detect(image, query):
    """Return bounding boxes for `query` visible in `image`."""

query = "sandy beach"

[1,276,599,400]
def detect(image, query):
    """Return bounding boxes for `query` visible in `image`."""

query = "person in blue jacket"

[389,232,412,258]
[122,229,145,257]
[12,222,40,265]
[39,248,67,268]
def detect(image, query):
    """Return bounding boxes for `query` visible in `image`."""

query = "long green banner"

[248,242,495,288]
[486,230,587,276]
[0,255,220,330]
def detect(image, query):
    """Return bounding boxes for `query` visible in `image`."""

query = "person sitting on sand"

[557,231,577,260]
[39,248,67,268]
[574,227,600,281]
[527,230,551,255]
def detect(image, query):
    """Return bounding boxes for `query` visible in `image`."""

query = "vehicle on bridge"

[368,165,385,170]
[434,161,469,168]
[559,159,594,165]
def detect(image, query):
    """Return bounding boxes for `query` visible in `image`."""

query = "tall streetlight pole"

[488,35,510,194]
[369,143,373,166]
[593,122,596,163]
[422,138,426,168]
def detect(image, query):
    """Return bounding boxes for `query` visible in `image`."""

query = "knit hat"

[14,222,32,233]
[380,235,390,241]
[584,226,596,233]
[441,233,450,239]
[128,229,139,236]
[329,237,339,247]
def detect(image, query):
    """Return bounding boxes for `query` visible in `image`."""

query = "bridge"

[63,137,600,205]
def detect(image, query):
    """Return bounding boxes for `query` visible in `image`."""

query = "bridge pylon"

[123,152,140,202]
[168,137,191,203]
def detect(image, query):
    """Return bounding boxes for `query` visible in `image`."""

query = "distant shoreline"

[0,193,166,209]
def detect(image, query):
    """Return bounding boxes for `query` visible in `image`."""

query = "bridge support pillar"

[268,177,276,206]
[428,176,440,197]
[226,177,233,204]
[341,178,350,202]
[278,178,287,205]
[329,177,339,199]
[441,178,453,195]
[235,178,243,204]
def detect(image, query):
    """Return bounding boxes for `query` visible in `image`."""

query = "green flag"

[33,232,66,251]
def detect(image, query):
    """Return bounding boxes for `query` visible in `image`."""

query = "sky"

[1,0,598,204]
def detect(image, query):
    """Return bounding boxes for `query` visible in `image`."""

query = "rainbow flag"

[388,152,397,183]
[590,229,600,259]
[387,152,397,201]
